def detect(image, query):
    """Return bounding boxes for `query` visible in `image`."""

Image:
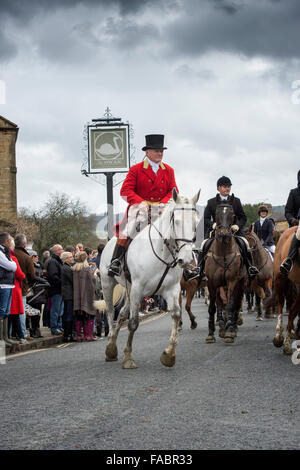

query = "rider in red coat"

[108,134,179,277]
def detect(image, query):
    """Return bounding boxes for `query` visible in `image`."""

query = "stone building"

[0,115,18,229]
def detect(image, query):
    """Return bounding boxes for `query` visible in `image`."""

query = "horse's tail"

[94,300,107,312]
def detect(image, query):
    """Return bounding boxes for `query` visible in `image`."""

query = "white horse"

[97,188,200,369]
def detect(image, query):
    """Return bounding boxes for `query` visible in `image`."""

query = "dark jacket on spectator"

[61,263,73,301]
[47,254,63,296]
[14,247,35,296]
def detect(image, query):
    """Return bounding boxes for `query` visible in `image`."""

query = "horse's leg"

[102,278,119,361]
[160,287,181,367]
[263,279,275,318]
[206,284,216,343]
[122,285,140,369]
[255,291,263,321]
[273,276,286,348]
[185,285,197,329]
[283,288,300,355]
[178,290,183,330]
[224,279,245,343]
[296,313,300,339]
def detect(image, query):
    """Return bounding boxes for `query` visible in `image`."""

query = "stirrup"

[107,259,122,277]
[248,266,259,279]
[280,258,293,275]
[183,267,200,282]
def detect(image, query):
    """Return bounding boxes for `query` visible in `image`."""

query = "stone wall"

[0,116,18,225]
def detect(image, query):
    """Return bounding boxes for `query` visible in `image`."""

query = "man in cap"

[280,170,300,274]
[108,134,178,277]
[195,176,259,280]
[253,205,275,259]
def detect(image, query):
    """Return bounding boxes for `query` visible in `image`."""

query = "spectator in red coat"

[8,237,27,344]
[108,134,179,277]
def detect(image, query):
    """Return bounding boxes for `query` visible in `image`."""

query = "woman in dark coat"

[72,251,98,342]
[253,205,275,259]
[61,251,75,342]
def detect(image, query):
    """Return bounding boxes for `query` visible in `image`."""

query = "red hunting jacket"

[116,159,178,236]
[120,159,178,205]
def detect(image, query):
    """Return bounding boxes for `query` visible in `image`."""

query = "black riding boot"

[280,234,300,274]
[235,238,259,279]
[197,238,214,280]
[107,243,127,277]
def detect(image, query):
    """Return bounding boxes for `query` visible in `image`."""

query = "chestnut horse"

[244,229,274,319]
[180,273,207,329]
[273,225,300,355]
[204,201,247,344]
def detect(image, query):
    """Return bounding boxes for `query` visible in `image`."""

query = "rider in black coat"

[280,170,300,274]
[196,176,258,280]
[253,206,275,247]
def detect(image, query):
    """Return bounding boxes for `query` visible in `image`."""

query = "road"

[0,297,299,450]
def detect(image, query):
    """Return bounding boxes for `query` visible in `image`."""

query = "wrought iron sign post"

[83,107,131,239]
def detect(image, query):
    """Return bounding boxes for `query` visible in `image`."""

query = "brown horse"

[180,274,207,329]
[273,225,300,355]
[244,229,274,319]
[204,201,247,344]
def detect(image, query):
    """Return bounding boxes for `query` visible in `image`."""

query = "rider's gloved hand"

[212,222,217,230]
[231,224,239,233]
[140,201,149,212]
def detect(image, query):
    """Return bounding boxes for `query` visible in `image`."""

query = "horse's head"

[170,188,200,268]
[215,201,235,242]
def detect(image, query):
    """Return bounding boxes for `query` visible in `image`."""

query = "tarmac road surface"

[0,298,299,450]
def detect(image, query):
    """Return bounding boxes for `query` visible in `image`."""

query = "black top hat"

[217,176,232,187]
[142,134,167,151]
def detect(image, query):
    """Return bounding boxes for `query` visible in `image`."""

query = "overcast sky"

[1,0,300,220]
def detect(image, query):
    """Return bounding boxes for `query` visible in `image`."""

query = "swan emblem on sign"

[95,133,122,160]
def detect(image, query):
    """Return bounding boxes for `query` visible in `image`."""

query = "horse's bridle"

[149,206,197,268]
[247,233,269,271]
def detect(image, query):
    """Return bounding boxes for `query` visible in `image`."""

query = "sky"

[1,0,300,220]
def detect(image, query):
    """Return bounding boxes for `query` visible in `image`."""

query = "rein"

[148,206,196,296]
[148,206,197,268]
[247,234,269,271]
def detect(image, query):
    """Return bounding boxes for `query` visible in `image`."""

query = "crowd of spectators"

[0,232,107,346]
[0,232,165,348]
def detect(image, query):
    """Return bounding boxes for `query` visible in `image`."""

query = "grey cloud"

[175,63,215,81]
[0,30,17,62]
[165,0,300,60]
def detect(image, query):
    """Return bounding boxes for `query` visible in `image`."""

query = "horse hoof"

[105,343,118,361]
[191,322,197,329]
[160,351,176,368]
[256,316,263,322]
[122,359,138,369]
[224,332,235,343]
[178,325,183,331]
[282,345,292,356]
[237,318,243,326]
[205,335,216,343]
[273,337,284,348]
